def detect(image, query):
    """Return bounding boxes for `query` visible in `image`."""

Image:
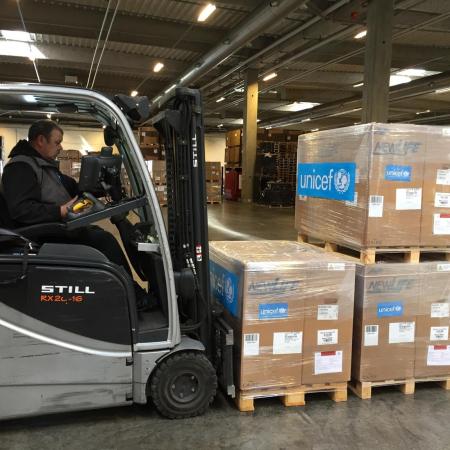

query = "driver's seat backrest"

[0,183,15,229]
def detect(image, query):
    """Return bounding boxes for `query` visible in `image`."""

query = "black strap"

[0,228,32,285]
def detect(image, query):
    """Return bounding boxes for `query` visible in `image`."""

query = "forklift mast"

[151,88,212,352]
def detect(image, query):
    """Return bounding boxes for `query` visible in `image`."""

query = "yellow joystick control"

[72,198,94,213]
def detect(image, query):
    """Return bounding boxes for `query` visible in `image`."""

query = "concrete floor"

[2,201,450,450]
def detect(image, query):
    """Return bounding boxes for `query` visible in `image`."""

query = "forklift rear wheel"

[150,351,217,419]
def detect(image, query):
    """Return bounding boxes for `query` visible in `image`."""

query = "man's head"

[28,120,64,160]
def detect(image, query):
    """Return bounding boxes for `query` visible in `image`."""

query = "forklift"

[0,83,234,420]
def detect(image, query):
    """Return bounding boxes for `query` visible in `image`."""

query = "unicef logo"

[334,169,351,193]
[224,277,234,304]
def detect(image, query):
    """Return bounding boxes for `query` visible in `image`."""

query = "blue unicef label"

[297,162,356,201]
[209,261,239,317]
[385,165,412,182]
[258,303,288,320]
[377,301,404,318]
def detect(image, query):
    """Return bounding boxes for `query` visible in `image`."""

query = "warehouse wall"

[0,124,105,163]
[204,133,225,164]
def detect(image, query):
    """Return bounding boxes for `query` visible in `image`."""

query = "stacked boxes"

[205,162,222,204]
[209,240,355,391]
[147,160,167,206]
[138,126,165,160]
[353,262,450,382]
[57,149,82,181]
[225,130,241,165]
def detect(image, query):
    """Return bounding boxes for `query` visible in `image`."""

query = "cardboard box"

[295,123,427,249]
[420,128,450,246]
[226,130,241,147]
[352,263,420,382]
[209,241,355,391]
[415,262,450,377]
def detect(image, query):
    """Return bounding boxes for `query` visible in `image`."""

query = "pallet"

[235,382,347,412]
[297,234,450,264]
[207,200,222,205]
[349,376,450,399]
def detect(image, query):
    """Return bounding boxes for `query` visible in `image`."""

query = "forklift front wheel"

[150,351,217,419]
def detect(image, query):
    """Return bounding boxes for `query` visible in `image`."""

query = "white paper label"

[364,325,379,347]
[314,351,343,374]
[436,169,450,185]
[443,129,450,137]
[327,263,345,271]
[368,195,384,217]
[345,191,358,206]
[389,322,415,344]
[355,168,360,184]
[433,214,450,235]
[427,345,450,366]
[437,264,450,272]
[435,192,450,208]
[243,333,260,356]
[317,305,339,321]
[317,329,338,345]
[431,303,450,318]
[298,195,307,201]
[430,326,449,341]
[396,188,422,210]
[273,332,302,355]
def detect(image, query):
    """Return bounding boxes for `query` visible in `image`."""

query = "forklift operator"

[1,120,150,306]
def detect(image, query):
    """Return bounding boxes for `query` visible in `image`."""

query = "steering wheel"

[66,192,106,221]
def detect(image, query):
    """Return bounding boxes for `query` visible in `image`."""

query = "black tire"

[150,351,217,419]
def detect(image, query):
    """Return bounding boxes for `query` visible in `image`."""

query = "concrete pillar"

[361,0,394,123]
[241,68,258,202]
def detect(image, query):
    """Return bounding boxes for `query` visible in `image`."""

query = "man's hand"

[60,196,78,218]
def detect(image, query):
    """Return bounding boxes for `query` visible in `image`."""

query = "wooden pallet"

[207,200,222,205]
[235,382,347,412]
[298,234,450,264]
[349,376,450,399]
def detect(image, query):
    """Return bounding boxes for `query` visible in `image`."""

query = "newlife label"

[297,162,356,201]
[258,303,288,320]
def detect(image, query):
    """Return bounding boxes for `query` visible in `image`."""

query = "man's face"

[35,129,63,160]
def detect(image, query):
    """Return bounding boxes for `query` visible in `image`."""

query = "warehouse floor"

[2,202,450,450]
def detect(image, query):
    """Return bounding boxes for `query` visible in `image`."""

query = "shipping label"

[431,303,450,318]
[389,322,415,344]
[273,331,302,355]
[433,214,450,235]
[435,192,450,208]
[368,195,384,218]
[317,305,339,320]
[297,162,356,201]
[377,301,403,318]
[314,351,343,375]
[436,169,450,185]
[243,333,260,356]
[317,329,338,345]
[364,325,379,347]
[395,188,422,210]
[384,165,412,182]
[209,261,239,317]
[258,303,289,320]
[327,263,345,271]
[430,326,449,341]
[437,263,450,272]
[427,345,450,366]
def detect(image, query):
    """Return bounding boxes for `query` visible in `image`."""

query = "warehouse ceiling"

[0,0,449,132]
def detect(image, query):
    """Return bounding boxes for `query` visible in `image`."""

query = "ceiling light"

[389,75,411,86]
[102,125,107,129]
[354,30,367,39]
[234,87,244,93]
[153,62,164,73]
[198,3,216,22]
[396,68,426,77]
[257,119,261,122]
[263,72,277,82]
[311,128,319,132]
[1,30,33,42]
[131,90,138,97]
[268,90,278,94]
[23,95,36,103]
[301,118,311,123]
[217,123,223,128]
[353,82,364,88]
[275,101,320,112]
[46,113,52,119]
[216,96,225,103]
[165,84,177,94]
[435,87,450,94]
[416,109,431,115]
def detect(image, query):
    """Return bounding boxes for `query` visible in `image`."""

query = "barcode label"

[396,188,422,210]
[364,324,379,346]
[317,329,338,345]
[273,331,302,354]
[369,195,383,217]
[243,333,260,356]
[389,322,415,343]
[430,326,449,341]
